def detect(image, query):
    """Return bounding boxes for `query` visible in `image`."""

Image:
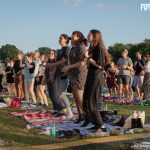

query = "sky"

[0,0,150,52]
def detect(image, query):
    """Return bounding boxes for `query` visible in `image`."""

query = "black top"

[13,60,23,75]
[134,59,146,76]
[55,46,70,78]
[5,66,14,80]
[45,59,56,83]
[29,62,35,74]
[88,44,105,71]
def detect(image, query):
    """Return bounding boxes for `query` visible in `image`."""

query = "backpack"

[10,98,21,109]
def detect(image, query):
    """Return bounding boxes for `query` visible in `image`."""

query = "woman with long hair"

[24,53,36,104]
[13,51,24,98]
[81,29,112,133]
[36,54,48,107]
[61,31,88,123]
[45,50,60,112]
[5,60,16,96]
[106,61,119,97]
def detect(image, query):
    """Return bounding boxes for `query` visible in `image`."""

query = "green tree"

[0,44,19,63]
[108,43,128,62]
[37,47,52,56]
[108,39,150,63]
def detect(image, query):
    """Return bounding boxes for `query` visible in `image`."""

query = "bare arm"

[88,58,102,69]
[68,61,85,70]
[26,62,34,69]
[126,64,133,70]
[47,58,67,68]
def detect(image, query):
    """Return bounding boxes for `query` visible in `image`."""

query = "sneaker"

[67,114,74,120]
[87,129,110,138]
[42,104,48,108]
[52,111,58,115]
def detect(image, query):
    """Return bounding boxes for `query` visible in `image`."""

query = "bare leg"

[118,84,123,103]
[29,79,37,104]
[40,85,48,106]
[124,84,130,102]
[72,88,84,119]
[37,85,44,104]
[24,81,30,103]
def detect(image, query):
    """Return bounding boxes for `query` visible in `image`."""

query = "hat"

[122,49,128,54]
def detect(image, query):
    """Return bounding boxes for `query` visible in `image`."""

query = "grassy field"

[0,97,150,149]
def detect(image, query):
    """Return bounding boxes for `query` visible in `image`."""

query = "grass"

[0,95,150,149]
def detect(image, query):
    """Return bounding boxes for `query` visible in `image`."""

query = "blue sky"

[0,0,150,52]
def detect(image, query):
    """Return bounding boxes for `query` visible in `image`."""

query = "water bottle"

[51,122,57,137]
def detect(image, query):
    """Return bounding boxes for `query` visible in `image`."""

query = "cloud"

[62,0,84,6]
[74,0,84,6]
[63,0,70,6]
[96,2,128,11]
[96,3,105,9]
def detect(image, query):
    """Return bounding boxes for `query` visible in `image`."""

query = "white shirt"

[33,58,41,77]
[145,61,150,72]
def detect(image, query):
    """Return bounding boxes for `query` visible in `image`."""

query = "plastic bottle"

[51,122,57,137]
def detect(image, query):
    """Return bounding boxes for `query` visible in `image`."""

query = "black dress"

[5,67,14,83]
[83,44,106,127]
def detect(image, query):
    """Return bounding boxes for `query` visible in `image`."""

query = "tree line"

[0,39,150,64]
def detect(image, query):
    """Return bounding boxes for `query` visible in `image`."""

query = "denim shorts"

[117,75,131,85]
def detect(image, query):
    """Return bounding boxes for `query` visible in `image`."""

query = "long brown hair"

[90,29,112,64]
[72,31,88,46]
[47,50,57,63]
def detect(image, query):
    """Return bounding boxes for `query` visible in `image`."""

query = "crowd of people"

[0,29,150,133]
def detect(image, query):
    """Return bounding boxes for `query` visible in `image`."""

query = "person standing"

[13,51,24,98]
[45,50,59,112]
[117,49,133,104]
[46,34,74,118]
[62,31,88,123]
[5,60,15,96]
[33,50,41,96]
[36,55,48,107]
[52,34,74,118]
[24,53,36,104]
[133,51,146,100]
[106,61,118,97]
[82,30,111,133]
[142,54,150,100]
[0,61,5,92]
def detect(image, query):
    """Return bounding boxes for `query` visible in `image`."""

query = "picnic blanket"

[11,109,128,137]
[36,121,127,136]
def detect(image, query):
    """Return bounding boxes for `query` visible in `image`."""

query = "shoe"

[80,120,90,127]
[52,111,58,115]
[37,103,43,106]
[87,129,110,138]
[42,104,48,108]
[87,126,107,132]
[67,114,74,120]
